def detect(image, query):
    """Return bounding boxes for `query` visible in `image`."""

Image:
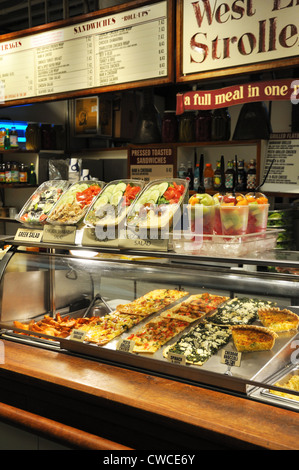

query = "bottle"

[11,161,19,183]
[237,159,247,191]
[133,88,161,144]
[195,110,212,141]
[211,108,231,141]
[25,123,41,151]
[0,128,5,148]
[5,161,11,183]
[193,163,200,192]
[161,111,178,143]
[179,113,195,142]
[19,163,28,183]
[177,162,187,179]
[246,159,256,190]
[204,163,214,190]
[225,160,235,190]
[10,127,18,148]
[28,163,37,185]
[186,161,193,190]
[4,129,10,149]
[213,160,223,190]
[0,163,5,183]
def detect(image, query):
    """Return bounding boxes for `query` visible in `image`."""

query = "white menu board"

[262,134,299,193]
[0,1,169,104]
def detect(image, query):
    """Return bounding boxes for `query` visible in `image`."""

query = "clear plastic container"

[84,179,144,229]
[47,180,105,225]
[16,180,70,227]
[126,178,189,234]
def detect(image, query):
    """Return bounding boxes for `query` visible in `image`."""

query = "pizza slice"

[116,289,187,316]
[230,324,278,352]
[126,316,190,353]
[258,307,299,332]
[186,293,229,314]
[163,322,231,365]
[77,311,144,346]
[160,298,207,322]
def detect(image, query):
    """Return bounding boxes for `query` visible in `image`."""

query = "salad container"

[84,180,144,231]
[125,179,189,235]
[47,180,105,225]
[16,180,70,228]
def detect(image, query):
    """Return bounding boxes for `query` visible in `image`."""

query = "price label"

[221,349,242,367]
[69,329,86,342]
[167,351,186,365]
[14,228,43,242]
[43,224,76,244]
[116,339,135,353]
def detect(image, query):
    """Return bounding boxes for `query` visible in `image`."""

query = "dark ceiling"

[0,0,125,35]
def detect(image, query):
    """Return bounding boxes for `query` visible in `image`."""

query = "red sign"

[176,79,299,114]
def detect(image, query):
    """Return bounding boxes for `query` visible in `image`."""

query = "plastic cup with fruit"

[188,193,215,235]
[245,192,269,233]
[220,193,249,236]
[213,193,224,235]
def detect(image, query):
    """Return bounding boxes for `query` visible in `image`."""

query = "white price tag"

[167,351,186,365]
[14,228,43,242]
[116,339,135,353]
[69,329,86,342]
[221,349,242,367]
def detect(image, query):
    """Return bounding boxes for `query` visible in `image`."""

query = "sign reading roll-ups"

[178,0,299,82]
[0,0,172,106]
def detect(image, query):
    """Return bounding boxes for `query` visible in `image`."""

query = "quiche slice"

[230,324,278,352]
[258,307,299,332]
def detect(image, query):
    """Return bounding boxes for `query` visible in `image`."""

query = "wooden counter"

[0,339,298,450]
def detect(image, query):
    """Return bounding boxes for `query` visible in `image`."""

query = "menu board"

[0,0,170,105]
[262,134,299,193]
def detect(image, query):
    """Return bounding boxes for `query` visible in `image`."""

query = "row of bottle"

[0,162,37,185]
[162,108,231,144]
[0,128,19,149]
[178,157,257,192]
[25,123,65,151]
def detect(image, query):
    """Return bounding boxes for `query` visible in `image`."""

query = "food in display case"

[163,321,231,365]
[188,193,215,234]
[47,181,104,225]
[116,289,188,317]
[16,180,70,226]
[209,297,277,325]
[126,316,191,353]
[220,193,249,236]
[245,192,269,233]
[257,307,299,332]
[270,373,299,401]
[84,180,144,229]
[126,179,188,232]
[160,293,229,322]
[230,324,278,352]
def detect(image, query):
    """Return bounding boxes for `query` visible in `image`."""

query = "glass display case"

[0,238,299,412]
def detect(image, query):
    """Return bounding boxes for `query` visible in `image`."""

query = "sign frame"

[176,0,299,84]
[0,0,174,108]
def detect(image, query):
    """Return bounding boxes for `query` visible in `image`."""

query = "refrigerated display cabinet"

[0,238,299,449]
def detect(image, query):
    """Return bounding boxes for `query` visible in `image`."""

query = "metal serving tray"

[259,365,299,410]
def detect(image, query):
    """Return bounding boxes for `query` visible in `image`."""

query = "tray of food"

[260,365,299,408]
[16,180,70,227]
[125,179,189,235]
[47,180,105,225]
[84,179,144,230]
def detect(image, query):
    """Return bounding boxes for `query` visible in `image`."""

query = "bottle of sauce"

[204,163,214,190]
[5,161,12,183]
[211,108,231,141]
[161,111,178,143]
[225,160,235,190]
[213,160,222,190]
[28,163,37,185]
[0,163,5,183]
[11,161,19,183]
[0,128,6,148]
[10,127,18,148]
[237,159,247,191]
[193,163,200,192]
[4,129,11,149]
[26,123,41,151]
[246,159,256,190]
[186,161,194,190]
[19,163,28,183]
[179,113,195,142]
[195,110,212,141]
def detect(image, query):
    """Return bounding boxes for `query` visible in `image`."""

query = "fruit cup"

[213,193,223,235]
[245,192,269,233]
[188,193,215,235]
[220,193,249,236]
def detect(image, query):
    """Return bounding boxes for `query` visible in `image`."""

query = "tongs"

[83,293,112,318]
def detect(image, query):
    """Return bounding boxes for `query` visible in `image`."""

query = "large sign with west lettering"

[177,0,299,82]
